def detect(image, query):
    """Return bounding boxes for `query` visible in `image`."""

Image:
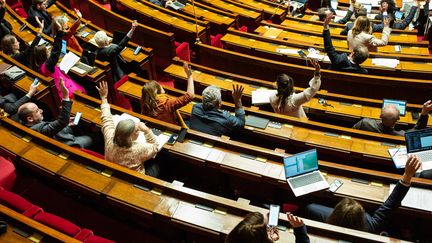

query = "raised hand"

[402,156,421,185]
[323,12,333,27]
[287,213,305,228]
[310,59,321,73]
[96,81,109,100]
[28,82,40,97]
[74,8,82,19]
[35,17,44,34]
[59,77,69,99]
[183,62,192,77]
[384,17,390,27]
[232,84,244,108]
[131,20,138,31]
[421,100,432,115]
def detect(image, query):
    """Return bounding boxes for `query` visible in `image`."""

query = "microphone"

[271,0,291,19]
[190,0,201,44]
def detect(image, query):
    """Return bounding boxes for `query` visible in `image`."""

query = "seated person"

[54,9,83,52]
[97,81,159,176]
[374,1,422,32]
[18,78,95,149]
[190,84,245,137]
[141,62,194,125]
[1,17,44,68]
[302,156,421,234]
[94,20,138,82]
[316,7,335,21]
[31,19,86,99]
[353,100,432,136]
[225,211,310,243]
[269,60,321,118]
[0,83,39,115]
[27,0,56,35]
[374,0,397,21]
[347,16,392,52]
[0,0,12,41]
[336,0,364,24]
[323,13,368,74]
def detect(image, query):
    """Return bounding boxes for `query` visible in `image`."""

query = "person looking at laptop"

[353,100,432,136]
[301,156,421,234]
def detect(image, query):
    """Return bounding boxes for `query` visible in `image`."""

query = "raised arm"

[369,18,392,47]
[323,13,342,65]
[287,213,310,243]
[97,81,116,143]
[137,122,159,161]
[45,21,64,73]
[291,60,321,107]
[107,20,138,56]
[337,0,356,24]
[412,100,432,130]
[228,84,245,129]
[64,9,82,40]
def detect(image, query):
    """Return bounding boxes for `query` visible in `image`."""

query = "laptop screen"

[383,99,406,116]
[395,11,404,20]
[405,128,432,153]
[284,149,318,178]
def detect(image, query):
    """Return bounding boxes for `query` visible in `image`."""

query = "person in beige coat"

[347,16,392,52]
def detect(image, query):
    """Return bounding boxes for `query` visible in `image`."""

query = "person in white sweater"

[347,16,392,52]
[269,60,321,118]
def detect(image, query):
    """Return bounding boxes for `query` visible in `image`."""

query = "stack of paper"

[371,58,400,69]
[251,89,277,105]
[276,48,299,55]
[307,52,326,61]
[59,52,80,73]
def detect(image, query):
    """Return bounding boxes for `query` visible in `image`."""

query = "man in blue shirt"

[190,84,245,137]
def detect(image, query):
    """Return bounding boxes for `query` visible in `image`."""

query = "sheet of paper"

[335,10,347,17]
[371,58,400,69]
[389,184,432,212]
[29,38,47,46]
[59,52,80,74]
[307,52,325,61]
[156,133,170,151]
[388,147,407,168]
[276,48,299,55]
[251,89,277,105]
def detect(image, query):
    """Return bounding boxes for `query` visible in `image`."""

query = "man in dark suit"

[0,83,39,115]
[93,20,138,83]
[17,77,95,148]
[322,13,368,74]
[27,0,56,35]
[353,100,432,136]
[302,157,421,233]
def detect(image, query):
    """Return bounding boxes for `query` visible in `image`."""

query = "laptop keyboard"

[290,171,323,189]
[415,152,432,163]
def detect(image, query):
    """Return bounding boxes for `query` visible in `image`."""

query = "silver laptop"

[382,98,407,116]
[405,128,432,170]
[283,149,329,197]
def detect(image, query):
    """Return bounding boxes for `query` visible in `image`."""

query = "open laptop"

[405,128,432,171]
[382,99,407,116]
[283,149,329,197]
[395,11,404,21]
[170,0,188,10]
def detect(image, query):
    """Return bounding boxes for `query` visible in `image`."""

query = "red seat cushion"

[113,75,132,110]
[0,156,16,190]
[210,34,223,48]
[0,190,32,213]
[85,235,116,243]
[75,228,94,241]
[79,148,104,160]
[34,212,81,237]
[22,205,43,218]
[175,42,191,62]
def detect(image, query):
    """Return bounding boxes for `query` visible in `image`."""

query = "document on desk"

[276,48,299,55]
[251,89,277,105]
[371,58,400,69]
[388,147,407,169]
[389,184,432,212]
[59,52,80,74]
[358,0,379,6]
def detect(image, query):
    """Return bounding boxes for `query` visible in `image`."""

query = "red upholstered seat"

[113,75,133,110]
[34,212,81,237]
[79,148,104,159]
[238,26,248,32]
[85,235,116,243]
[175,42,191,62]
[210,34,224,48]
[0,189,42,217]
[0,156,16,190]
[75,228,94,241]
[9,0,28,18]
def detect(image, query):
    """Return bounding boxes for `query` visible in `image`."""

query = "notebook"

[245,115,269,129]
[382,99,406,116]
[283,149,329,197]
[405,128,432,172]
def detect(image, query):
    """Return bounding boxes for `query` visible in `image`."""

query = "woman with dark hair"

[347,16,392,52]
[1,17,44,67]
[31,18,86,99]
[97,81,159,175]
[269,60,321,118]
[302,156,421,234]
[141,62,194,124]
[226,211,310,243]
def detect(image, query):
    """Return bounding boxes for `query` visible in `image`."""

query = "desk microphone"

[190,0,201,44]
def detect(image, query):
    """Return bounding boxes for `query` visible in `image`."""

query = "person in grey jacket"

[1,83,39,115]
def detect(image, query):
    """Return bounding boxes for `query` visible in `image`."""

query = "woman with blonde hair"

[347,16,392,52]
[141,62,194,124]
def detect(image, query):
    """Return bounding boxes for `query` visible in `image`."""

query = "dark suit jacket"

[294,225,310,243]
[190,103,245,137]
[0,94,30,115]
[323,29,368,74]
[95,35,130,82]
[27,100,83,147]
[0,6,12,41]
[353,114,428,136]
[26,0,56,35]
[11,34,42,68]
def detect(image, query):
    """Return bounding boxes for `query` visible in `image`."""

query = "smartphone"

[167,134,178,145]
[268,204,280,227]
[32,78,39,86]
[73,112,82,125]
[328,179,343,193]
[80,32,90,38]
[411,111,420,120]
[133,45,142,55]
[297,50,307,59]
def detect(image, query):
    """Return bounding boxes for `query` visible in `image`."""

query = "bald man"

[353,100,432,136]
[18,78,95,148]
